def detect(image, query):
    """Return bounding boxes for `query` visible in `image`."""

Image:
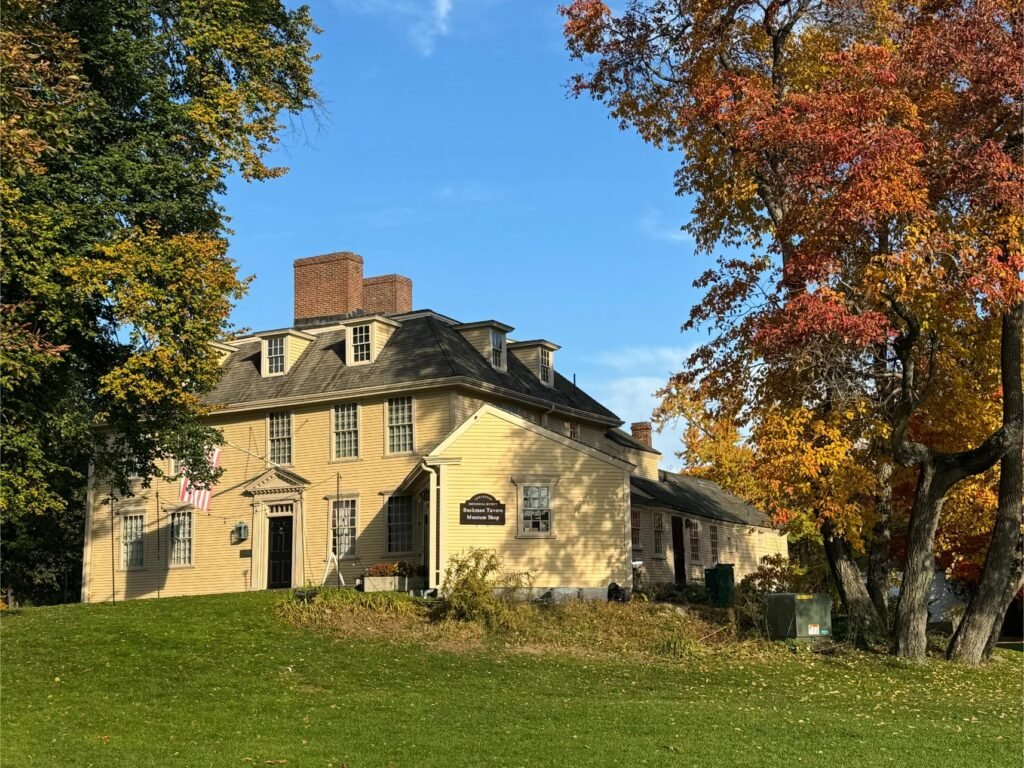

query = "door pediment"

[242,466,311,497]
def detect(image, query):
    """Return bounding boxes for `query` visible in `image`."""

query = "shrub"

[735,554,824,636]
[440,548,532,630]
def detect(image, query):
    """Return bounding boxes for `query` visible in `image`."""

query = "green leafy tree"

[1,0,320,604]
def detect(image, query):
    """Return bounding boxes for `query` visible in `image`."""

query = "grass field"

[2,591,1021,767]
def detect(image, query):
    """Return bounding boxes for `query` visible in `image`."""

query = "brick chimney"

[362,274,412,315]
[630,421,653,448]
[294,251,364,324]
[293,252,414,324]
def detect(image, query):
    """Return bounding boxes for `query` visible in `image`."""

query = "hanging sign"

[459,493,506,525]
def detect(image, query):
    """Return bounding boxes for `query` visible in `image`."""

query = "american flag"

[178,447,222,512]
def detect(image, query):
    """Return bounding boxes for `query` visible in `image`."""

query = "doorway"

[671,516,687,586]
[267,516,293,589]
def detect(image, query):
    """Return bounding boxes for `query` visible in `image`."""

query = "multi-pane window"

[540,348,552,384]
[122,514,144,568]
[687,519,700,564]
[387,397,414,454]
[491,329,505,368]
[269,412,292,465]
[351,324,371,363]
[331,498,357,557]
[654,514,665,556]
[498,403,520,416]
[333,403,359,459]
[170,510,193,566]
[567,421,580,440]
[387,495,414,553]
[631,513,641,548]
[266,336,285,374]
[521,484,551,535]
[710,524,719,563]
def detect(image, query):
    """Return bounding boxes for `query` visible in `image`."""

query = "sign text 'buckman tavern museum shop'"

[81,253,786,601]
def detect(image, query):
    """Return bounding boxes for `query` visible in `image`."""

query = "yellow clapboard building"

[81,252,786,602]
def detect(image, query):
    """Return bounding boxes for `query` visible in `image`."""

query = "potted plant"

[362,561,426,592]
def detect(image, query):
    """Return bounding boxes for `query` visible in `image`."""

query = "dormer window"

[491,329,506,369]
[508,339,559,386]
[266,337,285,374]
[540,348,552,386]
[351,324,371,363]
[339,316,400,366]
[453,320,514,370]
[257,329,313,377]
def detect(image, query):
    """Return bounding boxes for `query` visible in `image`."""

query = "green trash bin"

[703,563,735,607]
[765,593,832,640]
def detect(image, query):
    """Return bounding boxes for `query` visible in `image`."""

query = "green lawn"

[2,592,1020,768]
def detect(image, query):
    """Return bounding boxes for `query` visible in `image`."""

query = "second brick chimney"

[293,251,413,325]
[630,421,653,448]
[362,274,412,315]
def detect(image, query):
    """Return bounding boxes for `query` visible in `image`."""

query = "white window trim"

[330,402,360,461]
[653,513,666,560]
[168,508,194,569]
[539,348,554,387]
[385,396,415,456]
[327,495,359,560]
[266,501,296,517]
[490,330,506,371]
[709,523,720,564]
[120,512,146,571]
[346,323,375,366]
[267,411,293,466]
[385,493,415,555]
[262,335,288,377]
[512,476,558,539]
[630,512,642,550]
[687,518,701,566]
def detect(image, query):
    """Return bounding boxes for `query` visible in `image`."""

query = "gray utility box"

[765,593,833,640]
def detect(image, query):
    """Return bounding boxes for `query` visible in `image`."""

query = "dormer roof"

[205,313,618,424]
[452,320,514,333]
[508,339,560,351]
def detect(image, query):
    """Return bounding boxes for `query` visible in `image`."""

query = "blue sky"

[223,1,711,466]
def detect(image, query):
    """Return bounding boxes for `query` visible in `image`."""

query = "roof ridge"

[423,315,460,377]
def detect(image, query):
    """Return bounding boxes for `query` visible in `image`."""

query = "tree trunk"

[892,462,947,659]
[821,519,885,642]
[867,459,894,629]
[984,540,1023,661]
[948,303,1024,663]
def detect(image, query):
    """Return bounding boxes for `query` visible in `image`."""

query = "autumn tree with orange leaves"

[564,0,1022,662]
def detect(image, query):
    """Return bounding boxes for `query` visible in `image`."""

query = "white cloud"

[587,344,696,471]
[337,0,454,56]
[589,375,685,471]
[638,208,693,244]
[434,180,497,203]
[588,345,691,373]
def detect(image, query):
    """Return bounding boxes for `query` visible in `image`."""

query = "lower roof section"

[630,471,773,528]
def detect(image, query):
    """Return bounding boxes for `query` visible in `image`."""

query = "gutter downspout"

[421,461,440,590]
[540,403,556,430]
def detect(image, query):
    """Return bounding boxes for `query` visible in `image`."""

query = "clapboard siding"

[432,409,631,589]
[631,502,788,585]
[83,389,452,602]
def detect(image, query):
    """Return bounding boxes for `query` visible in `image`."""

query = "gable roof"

[428,404,633,471]
[630,471,773,528]
[605,427,661,455]
[205,314,619,423]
